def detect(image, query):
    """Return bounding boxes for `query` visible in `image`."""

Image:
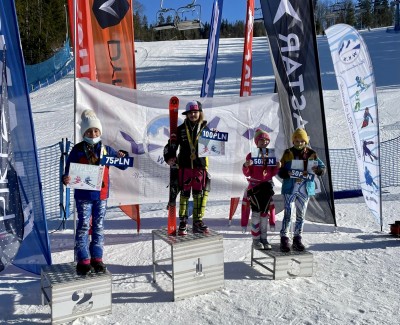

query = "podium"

[251,245,313,280]
[41,263,112,324]
[152,229,224,301]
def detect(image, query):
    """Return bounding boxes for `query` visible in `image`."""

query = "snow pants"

[75,199,107,262]
[280,183,309,237]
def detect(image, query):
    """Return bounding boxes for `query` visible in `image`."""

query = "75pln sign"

[101,155,134,167]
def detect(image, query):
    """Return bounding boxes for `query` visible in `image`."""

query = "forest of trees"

[15,0,396,65]
[15,0,67,65]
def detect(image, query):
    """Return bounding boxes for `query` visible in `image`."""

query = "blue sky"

[140,0,255,25]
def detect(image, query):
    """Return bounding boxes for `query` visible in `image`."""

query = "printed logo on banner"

[92,0,130,29]
[120,116,279,166]
[242,124,273,141]
[121,115,233,165]
[0,11,25,271]
[120,115,184,167]
[338,35,361,64]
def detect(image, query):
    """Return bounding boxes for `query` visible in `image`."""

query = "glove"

[278,167,290,179]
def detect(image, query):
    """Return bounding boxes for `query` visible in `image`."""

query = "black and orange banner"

[69,0,139,231]
[88,0,136,88]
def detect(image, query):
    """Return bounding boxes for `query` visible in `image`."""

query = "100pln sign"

[68,163,105,191]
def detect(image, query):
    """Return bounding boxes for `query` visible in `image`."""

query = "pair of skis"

[167,96,179,235]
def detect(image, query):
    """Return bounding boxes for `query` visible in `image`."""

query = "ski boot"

[292,236,305,252]
[76,261,94,276]
[91,259,107,273]
[252,239,264,250]
[192,220,209,234]
[260,238,272,250]
[280,236,291,253]
[178,217,188,236]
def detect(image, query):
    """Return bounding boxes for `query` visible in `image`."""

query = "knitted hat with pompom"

[80,109,102,137]
[254,128,270,145]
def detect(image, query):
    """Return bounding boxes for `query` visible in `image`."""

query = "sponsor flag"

[73,1,138,228]
[260,0,336,225]
[67,0,74,46]
[240,0,254,97]
[200,0,224,97]
[119,204,140,233]
[0,0,51,274]
[233,0,255,223]
[88,0,136,88]
[326,24,382,228]
[67,0,75,47]
[74,0,97,80]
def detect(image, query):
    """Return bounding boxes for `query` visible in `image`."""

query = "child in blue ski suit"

[278,128,326,252]
[63,109,128,275]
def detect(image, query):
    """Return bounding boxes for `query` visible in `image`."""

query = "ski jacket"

[242,152,279,190]
[64,141,127,200]
[278,146,326,196]
[164,119,208,170]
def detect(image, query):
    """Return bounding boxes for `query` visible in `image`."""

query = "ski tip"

[170,96,179,105]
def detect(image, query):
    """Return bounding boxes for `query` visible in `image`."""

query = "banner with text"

[88,0,136,88]
[76,78,285,206]
[326,24,382,227]
[201,0,224,97]
[0,0,51,275]
[260,0,336,225]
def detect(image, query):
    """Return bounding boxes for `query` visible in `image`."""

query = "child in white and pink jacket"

[242,129,281,250]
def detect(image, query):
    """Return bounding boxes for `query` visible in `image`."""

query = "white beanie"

[80,109,102,137]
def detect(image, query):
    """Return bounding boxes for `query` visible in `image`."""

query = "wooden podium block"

[41,262,112,324]
[152,229,224,301]
[251,245,313,280]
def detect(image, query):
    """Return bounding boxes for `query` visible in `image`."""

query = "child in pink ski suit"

[242,129,281,250]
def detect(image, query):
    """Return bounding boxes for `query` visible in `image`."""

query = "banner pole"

[73,0,77,245]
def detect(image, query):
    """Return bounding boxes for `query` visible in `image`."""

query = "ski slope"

[2,28,400,325]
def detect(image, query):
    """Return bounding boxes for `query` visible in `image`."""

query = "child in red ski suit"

[242,129,281,250]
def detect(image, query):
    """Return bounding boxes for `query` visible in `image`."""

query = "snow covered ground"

[1,28,400,325]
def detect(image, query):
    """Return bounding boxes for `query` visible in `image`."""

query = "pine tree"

[16,0,66,64]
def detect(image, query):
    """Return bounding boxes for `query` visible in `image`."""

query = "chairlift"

[176,0,202,31]
[153,0,178,31]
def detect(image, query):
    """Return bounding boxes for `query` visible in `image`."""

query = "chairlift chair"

[176,0,203,31]
[153,0,178,31]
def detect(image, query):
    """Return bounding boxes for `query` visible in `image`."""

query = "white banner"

[326,24,382,227]
[76,79,285,206]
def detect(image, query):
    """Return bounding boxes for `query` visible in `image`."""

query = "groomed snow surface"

[2,28,400,325]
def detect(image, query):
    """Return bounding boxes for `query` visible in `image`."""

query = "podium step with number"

[41,262,112,324]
